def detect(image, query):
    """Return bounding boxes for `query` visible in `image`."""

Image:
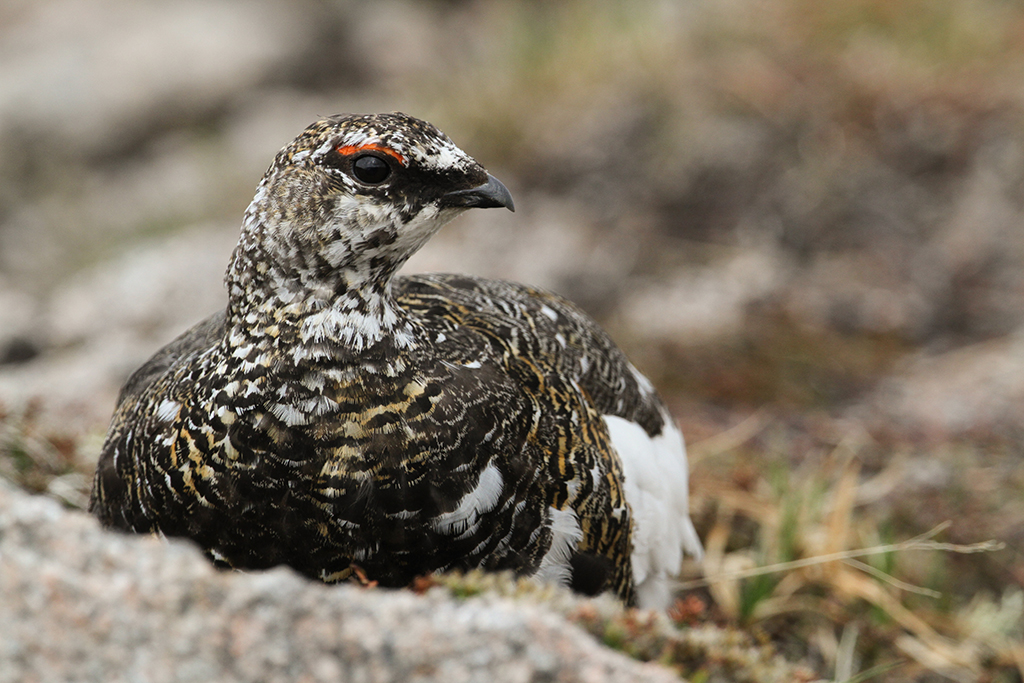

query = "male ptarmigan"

[90,113,702,608]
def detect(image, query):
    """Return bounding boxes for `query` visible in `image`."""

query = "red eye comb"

[335,143,405,166]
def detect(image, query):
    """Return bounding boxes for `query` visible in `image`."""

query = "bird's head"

[235,112,514,295]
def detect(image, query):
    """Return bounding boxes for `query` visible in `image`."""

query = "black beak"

[442,174,515,212]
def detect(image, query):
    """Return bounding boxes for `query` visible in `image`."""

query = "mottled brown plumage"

[90,113,701,606]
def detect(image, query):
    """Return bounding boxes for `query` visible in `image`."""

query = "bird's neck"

[223,225,418,361]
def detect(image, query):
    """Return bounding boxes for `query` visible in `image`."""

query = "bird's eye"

[352,155,391,184]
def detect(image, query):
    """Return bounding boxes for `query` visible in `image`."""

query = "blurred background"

[1,0,1022,680]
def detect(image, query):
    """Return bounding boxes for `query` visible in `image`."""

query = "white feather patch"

[268,401,310,427]
[604,410,703,609]
[155,399,180,423]
[432,461,504,535]
[533,506,583,587]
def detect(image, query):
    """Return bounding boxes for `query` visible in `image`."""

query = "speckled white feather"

[155,399,180,423]
[432,461,504,535]
[533,506,583,587]
[604,410,703,609]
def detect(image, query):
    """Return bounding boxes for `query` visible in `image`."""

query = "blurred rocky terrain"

[2,0,1023,681]
[3,0,1024,438]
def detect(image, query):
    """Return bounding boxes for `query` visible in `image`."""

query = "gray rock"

[0,479,681,683]
[0,0,310,156]
[0,225,237,431]
[864,331,1024,434]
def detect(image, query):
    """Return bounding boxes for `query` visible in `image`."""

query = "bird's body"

[91,113,701,608]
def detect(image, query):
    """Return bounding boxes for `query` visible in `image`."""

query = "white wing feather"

[604,409,703,609]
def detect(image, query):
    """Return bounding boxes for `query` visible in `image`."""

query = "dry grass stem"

[840,558,941,598]
[679,522,1005,591]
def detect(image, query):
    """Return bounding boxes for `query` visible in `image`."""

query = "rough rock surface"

[0,479,681,683]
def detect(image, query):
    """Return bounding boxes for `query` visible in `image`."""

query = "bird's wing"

[91,310,227,529]
[396,274,701,607]
[113,310,227,408]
